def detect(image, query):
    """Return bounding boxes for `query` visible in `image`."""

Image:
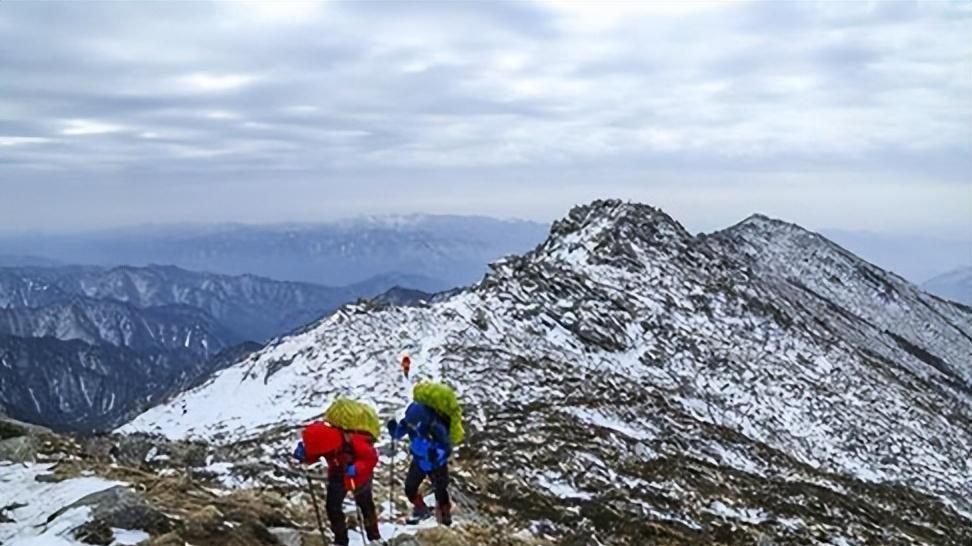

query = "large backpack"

[323,398,381,439]
[413,382,464,445]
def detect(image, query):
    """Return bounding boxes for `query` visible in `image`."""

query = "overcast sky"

[0,0,969,237]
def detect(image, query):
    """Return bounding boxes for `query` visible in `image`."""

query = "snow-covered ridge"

[710,213,972,386]
[123,199,972,543]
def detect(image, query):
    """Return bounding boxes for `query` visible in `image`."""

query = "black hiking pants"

[325,477,379,545]
[404,459,450,510]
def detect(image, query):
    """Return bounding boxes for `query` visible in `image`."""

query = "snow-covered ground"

[0,462,144,546]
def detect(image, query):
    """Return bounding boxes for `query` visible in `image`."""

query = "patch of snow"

[110,528,150,545]
[565,406,657,441]
[707,500,769,524]
[536,472,593,500]
[0,462,123,545]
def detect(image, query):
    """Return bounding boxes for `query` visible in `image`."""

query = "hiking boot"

[436,503,452,526]
[406,505,432,525]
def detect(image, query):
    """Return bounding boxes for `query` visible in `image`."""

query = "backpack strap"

[341,430,355,458]
[421,408,449,442]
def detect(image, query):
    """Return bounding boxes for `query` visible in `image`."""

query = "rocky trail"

[0,417,551,546]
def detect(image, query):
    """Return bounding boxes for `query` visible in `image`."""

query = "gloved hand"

[386,419,398,437]
[292,441,305,463]
[346,463,357,478]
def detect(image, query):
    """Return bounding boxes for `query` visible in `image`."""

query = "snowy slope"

[123,200,972,544]
[709,215,972,386]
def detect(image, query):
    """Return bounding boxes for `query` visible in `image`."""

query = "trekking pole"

[348,477,370,545]
[300,465,328,541]
[389,435,396,523]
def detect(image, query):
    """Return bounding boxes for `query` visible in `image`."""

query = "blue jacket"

[388,402,451,471]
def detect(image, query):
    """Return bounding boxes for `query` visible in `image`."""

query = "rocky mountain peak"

[548,199,690,244]
[523,199,696,279]
[720,213,832,249]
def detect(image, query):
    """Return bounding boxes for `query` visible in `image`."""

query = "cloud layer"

[0,1,969,236]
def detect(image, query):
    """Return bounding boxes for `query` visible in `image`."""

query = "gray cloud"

[0,0,968,239]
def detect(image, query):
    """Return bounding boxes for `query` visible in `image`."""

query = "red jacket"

[300,421,378,489]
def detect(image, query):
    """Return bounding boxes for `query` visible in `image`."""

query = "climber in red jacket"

[293,421,381,545]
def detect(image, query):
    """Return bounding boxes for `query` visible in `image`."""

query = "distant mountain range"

[0,263,462,432]
[922,267,972,306]
[821,229,971,284]
[0,214,550,289]
[0,295,237,357]
[0,264,438,343]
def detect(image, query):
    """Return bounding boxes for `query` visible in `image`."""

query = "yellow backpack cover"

[324,398,381,439]
[413,381,465,445]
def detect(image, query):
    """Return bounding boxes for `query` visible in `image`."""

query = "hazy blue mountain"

[344,271,447,295]
[922,267,972,306]
[0,215,550,289]
[0,254,63,267]
[0,264,428,342]
[0,295,238,358]
[821,229,971,284]
[368,286,434,308]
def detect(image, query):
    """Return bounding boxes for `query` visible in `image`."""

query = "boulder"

[0,418,28,440]
[0,416,50,439]
[388,527,466,546]
[269,527,303,546]
[73,519,114,545]
[0,435,36,463]
[49,485,173,535]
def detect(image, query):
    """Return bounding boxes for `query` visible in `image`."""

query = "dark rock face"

[0,335,255,432]
[73,519,114,545]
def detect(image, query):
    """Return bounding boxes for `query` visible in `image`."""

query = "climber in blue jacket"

[387,401,453,525]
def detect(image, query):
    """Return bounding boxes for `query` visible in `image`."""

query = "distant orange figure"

[401,355,412,379]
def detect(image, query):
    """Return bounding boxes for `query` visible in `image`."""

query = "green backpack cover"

[324,398,381,439]
[413,381,465,445]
